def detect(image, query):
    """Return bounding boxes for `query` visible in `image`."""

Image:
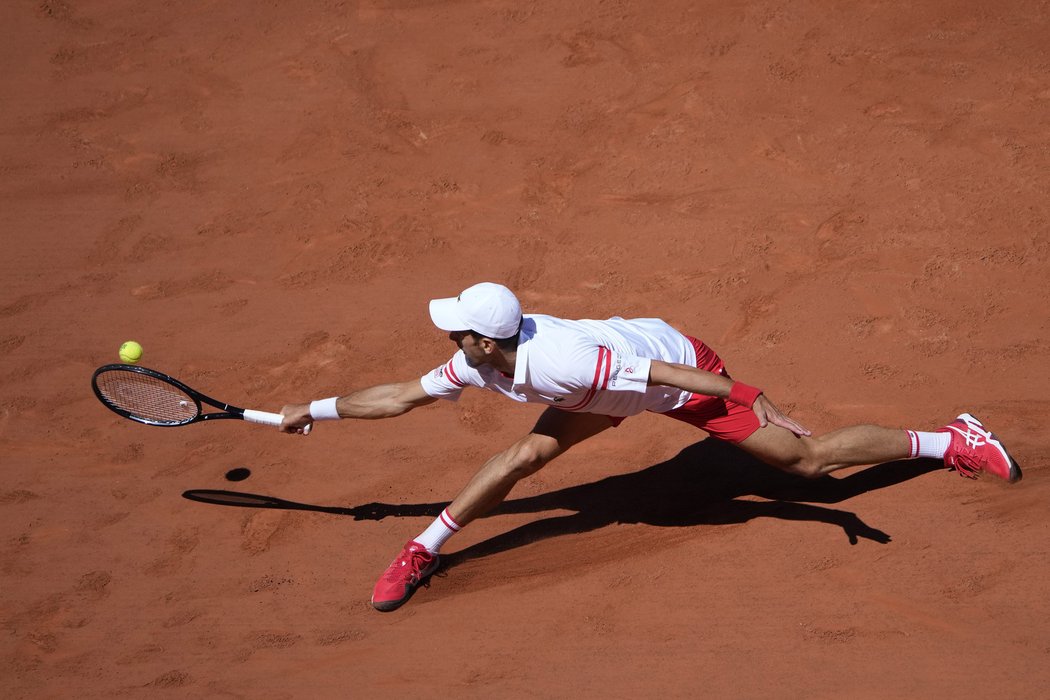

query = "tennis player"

[280,282,1021,612]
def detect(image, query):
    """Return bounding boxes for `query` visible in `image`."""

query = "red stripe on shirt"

[562,388,595,412]
[578,346,613,411]
[599,347,612,389]
[562,347,609,411]
[445,359,465,387]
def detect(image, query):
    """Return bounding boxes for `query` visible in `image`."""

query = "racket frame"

[91,364,283,428]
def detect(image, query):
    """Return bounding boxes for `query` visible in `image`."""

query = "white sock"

[906,430,951,460]
[414,508,461,554]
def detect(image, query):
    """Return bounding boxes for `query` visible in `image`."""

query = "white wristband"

[309,397,341,421]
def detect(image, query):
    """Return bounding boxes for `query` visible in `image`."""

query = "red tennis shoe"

[939,413,1022,483]
[371,541,440,612]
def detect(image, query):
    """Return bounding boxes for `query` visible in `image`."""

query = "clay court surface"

[3,0,1050,697]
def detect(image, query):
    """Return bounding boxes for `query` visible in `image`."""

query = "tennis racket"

[92,364,292,430]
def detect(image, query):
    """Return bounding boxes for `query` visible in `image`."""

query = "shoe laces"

[952,457,981,479]
[946,421,988,478]
[383,545,432,583]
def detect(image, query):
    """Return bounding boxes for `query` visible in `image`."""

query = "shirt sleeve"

[419,351,472,401]
[605,351,652,393]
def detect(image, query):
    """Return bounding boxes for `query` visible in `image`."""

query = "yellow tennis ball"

[119,340,143,364]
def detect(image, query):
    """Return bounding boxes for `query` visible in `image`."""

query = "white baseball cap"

[429,282,523,339]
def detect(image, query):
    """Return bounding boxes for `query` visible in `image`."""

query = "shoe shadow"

[184,439,942,569]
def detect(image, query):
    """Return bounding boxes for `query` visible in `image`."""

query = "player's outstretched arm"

[280,379,437,434]
[648,360,811,437]
[648,360,735,397]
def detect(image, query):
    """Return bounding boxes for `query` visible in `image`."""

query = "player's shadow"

[184,439,942,568]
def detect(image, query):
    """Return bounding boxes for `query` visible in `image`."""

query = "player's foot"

[370,540,440,612]
[939,413,1022,483]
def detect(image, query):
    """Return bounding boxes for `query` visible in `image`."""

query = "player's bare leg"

[446,409,616,525]
[370,408,614,611]
[736,423,913,478]
[736,415,1021,483]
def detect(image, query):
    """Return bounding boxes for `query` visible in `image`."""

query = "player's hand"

[280,403,313,435]
[753,394,811,437]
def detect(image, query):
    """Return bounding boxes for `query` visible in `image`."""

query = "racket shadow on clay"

[181,489,438,520]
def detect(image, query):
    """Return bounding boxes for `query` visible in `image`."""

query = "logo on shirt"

[610,355,624,386]
[552,396,564,403]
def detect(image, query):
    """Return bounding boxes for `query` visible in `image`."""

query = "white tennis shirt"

[419,314,698,417]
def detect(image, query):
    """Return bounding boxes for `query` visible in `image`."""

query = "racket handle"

[242,411,310,432]
[242,409,312,435]
[242,409,285,427]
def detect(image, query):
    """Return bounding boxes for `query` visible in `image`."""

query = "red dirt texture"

[3,0,1049,697]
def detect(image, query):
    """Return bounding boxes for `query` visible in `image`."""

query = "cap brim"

[429,297,469,332]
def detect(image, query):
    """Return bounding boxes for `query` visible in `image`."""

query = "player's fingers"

[754,407,768,428]
[755,396,810,437]
[281,420,310,435]
[772,413,810,437]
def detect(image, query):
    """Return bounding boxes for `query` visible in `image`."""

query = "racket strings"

[95,371,199,424]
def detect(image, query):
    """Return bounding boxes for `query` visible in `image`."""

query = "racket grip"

[242,409,285,427]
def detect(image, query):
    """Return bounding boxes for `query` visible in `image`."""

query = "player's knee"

[503,439,550,480]
[780,440,826,479]
[792,458,825,479]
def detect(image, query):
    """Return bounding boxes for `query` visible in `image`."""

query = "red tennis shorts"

[608,335,760,443]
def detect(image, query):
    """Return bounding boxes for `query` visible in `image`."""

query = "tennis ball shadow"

[225,467,251,482]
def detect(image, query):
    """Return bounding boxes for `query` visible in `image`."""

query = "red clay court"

[3,1,1049,697]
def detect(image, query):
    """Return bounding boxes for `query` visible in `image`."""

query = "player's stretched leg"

[735,414,1021,483]
[370,409,615,612]
[736,422,910,477]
